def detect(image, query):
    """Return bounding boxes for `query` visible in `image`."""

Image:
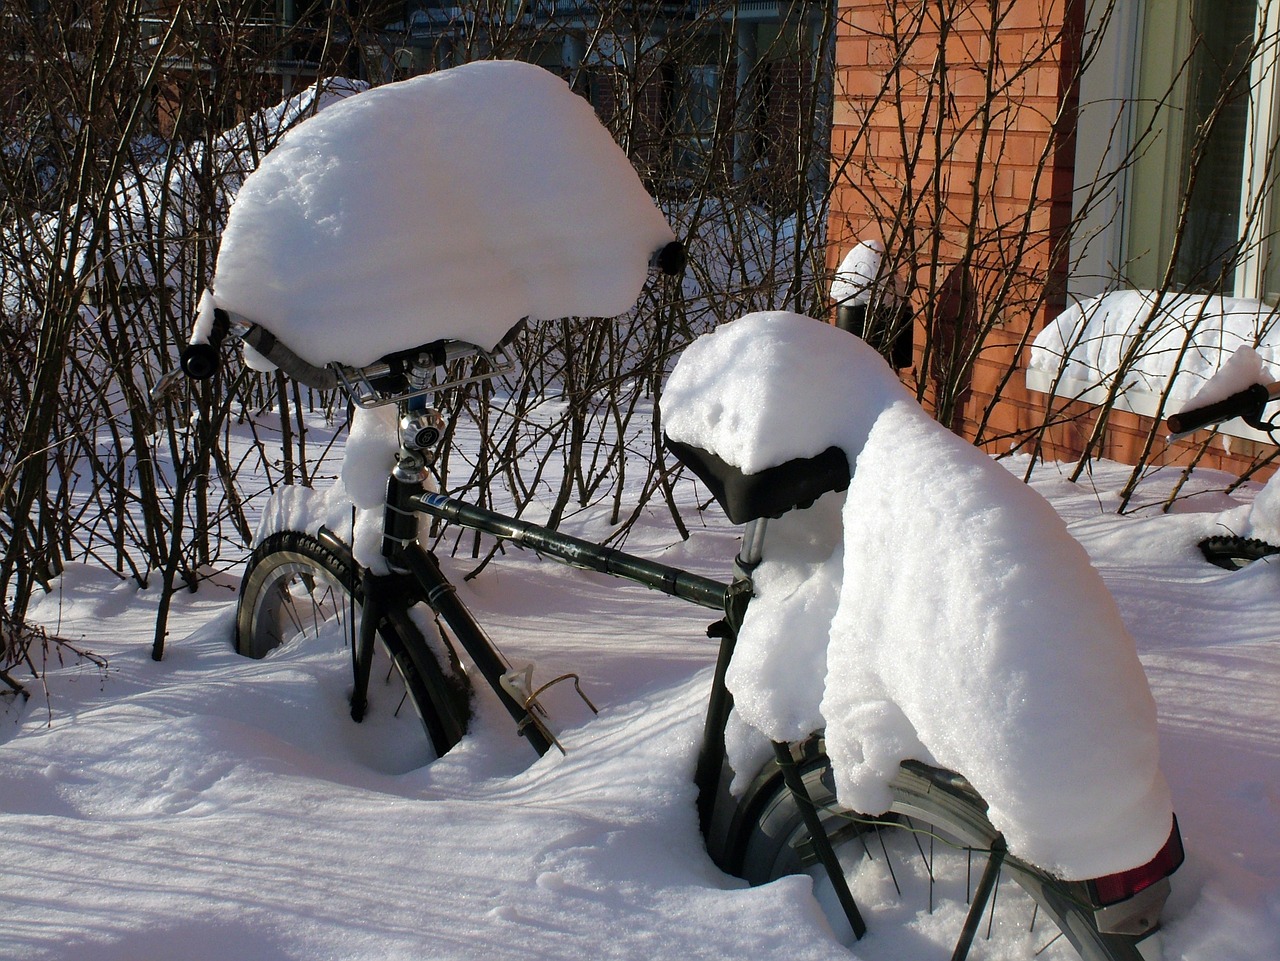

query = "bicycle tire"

[236,530,470,760]
[1198,534,1280,570]
[724,741,1153,961]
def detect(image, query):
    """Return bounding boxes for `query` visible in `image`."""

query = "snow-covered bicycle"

[177,292,1184,961]
[174,58,1183,961]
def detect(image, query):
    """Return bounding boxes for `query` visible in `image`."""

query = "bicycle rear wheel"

[236,530,471,762]
[724,742,1153,961]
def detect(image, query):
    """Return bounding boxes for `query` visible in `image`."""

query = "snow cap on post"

[209,60,676,368]
[830,239,896,308]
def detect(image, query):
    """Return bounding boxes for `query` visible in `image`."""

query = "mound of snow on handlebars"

[662,311,1175,880]
[207,60,674,368]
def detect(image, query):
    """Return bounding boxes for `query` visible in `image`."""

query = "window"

[675,65,719,173]
[1034,1,1280,439]
[1073,0,1280,301]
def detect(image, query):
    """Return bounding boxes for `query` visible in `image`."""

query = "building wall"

[826,0,1268,477]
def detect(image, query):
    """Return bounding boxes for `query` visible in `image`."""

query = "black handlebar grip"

[180,342,220,379]
[1166,383,1271,434]
[652,241,687,276]
[180,307,231,380]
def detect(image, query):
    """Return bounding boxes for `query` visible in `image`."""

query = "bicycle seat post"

[734,518,768,580]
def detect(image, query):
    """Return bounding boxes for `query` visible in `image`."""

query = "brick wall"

[826,0,1271,479]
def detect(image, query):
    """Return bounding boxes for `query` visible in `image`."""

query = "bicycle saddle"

[664,436,850,525]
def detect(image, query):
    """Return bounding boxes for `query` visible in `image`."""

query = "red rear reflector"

[1088,817,1185,907]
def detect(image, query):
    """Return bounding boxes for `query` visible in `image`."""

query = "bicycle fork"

[385,471,560,755]
[349,574,385,724]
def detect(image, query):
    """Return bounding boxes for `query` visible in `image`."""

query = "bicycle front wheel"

[236,530,470,763]
[726,743,1152,961]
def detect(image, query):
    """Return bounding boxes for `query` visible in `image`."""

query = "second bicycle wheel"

[1198,534,1280,569]
[236,530,471,766]
[724,742,1153,961]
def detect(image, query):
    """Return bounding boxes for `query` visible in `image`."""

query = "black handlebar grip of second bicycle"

[651,241,687,276]
[1165,383,1271,434]
[180,308,231,380]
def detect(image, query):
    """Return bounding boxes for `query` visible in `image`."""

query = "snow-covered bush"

[0,5,838,644]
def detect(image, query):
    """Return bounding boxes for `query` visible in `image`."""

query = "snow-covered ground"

[3,453,1278,961]
[4,60,1277,961]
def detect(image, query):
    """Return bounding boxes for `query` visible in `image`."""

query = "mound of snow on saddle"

[663,311,1174,879]
[208,60,674,368]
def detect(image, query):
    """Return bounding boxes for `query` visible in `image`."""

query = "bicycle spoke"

[278,585,306,637]
[929,830,935,914]
[985,867,1001,939]
[857,824,876,862]
[306,581,324,635]
[967,846,973,903]
[876,824,902,897]
[905,816,938,914]
[1034,931,1065,956]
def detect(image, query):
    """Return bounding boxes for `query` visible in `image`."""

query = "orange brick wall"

[826,0,1272,479]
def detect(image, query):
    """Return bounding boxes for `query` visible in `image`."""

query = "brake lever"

[150,368,186,408]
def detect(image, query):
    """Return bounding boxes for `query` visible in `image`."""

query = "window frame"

[1071,0,1280,303]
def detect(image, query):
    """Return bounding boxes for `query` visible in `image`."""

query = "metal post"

[349,576,382,722]
[737,517,768,570]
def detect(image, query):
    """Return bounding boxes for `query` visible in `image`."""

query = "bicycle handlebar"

[650,240,686,276]
[242,325,340,390]
[180,305,229,380]
[179,242,687,387]
[1165,382,1277,435]
[180,308,341,389]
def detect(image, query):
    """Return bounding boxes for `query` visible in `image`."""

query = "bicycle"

[1167,380,1280,568]
[177,260,1184,961]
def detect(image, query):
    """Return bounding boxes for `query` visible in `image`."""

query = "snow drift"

[1030,289,1280,403]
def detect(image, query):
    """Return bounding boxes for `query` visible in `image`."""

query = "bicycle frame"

[175,311,760,824]
[365,423,739,782]
[346,408,879,935]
